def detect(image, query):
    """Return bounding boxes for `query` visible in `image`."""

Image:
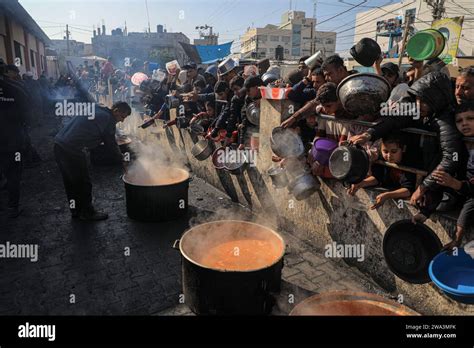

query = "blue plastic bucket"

[429,249,474,304]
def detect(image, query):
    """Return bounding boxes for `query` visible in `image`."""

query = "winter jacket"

[366,72,462,190]
[288,80,316,105]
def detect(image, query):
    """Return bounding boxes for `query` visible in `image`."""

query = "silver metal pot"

[337,73,391,116]
[191,139,215,161]
[246,102,260,126]
[267,166,289,188]
[270,127,305,158]
[288,173,320,201]
[223,147,248,175]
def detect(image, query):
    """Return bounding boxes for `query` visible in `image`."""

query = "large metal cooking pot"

[246,102,260,126]
[122,167,190,222]
[290,291,419,316]
[329,143,369,185]
[337,73,391,116]
[191,139,215,161]
[271,127,305,158]
[287,172,320,200]
[267,166,289,189]
[173,220,285,315]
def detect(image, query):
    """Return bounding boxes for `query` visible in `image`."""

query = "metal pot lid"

[383,220,442,284]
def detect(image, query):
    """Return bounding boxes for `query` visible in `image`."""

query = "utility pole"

[311,0,317,55]
[425,0,446,20]
[66,24,70,56]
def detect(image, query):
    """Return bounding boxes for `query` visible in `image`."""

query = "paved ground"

[0,117,391,316]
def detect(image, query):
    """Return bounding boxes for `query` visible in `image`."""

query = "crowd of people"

[1,50,474,249]
[136,52,474,251]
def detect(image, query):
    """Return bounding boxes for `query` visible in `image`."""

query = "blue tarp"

[195,42,233,64]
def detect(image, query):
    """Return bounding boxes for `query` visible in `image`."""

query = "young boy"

[347,134,416,210]
[432,102,474,250]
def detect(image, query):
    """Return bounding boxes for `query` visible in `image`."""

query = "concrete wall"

[139,98,473,316]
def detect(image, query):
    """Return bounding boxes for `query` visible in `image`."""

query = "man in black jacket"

[0,63,29,218]
[54,102,131,221]
[352,72,462,221]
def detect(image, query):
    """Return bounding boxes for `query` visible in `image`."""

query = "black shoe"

[7,207,23,218]
[79,210,108,221]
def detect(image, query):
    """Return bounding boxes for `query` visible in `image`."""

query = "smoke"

[120,109,189,185]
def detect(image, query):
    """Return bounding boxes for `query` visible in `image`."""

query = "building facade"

[353,0,474,58]
[240,11,336,60]
[0,0,50,77]
[51,39,87,57]
[91,24,190,66]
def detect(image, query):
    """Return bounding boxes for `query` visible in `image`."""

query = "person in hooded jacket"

[351,71,463,223]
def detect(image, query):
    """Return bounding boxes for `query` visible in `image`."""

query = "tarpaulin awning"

[179,41,233,65]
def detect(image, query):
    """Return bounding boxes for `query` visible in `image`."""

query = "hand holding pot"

[350,132,371,146]
[281,115,297,129]
[410,185,426,207]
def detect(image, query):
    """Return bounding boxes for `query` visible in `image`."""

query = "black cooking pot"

[173,220,285,315]
[350,38,382,67]
[329,143,369,185]
[383,219,442,284]
[123,168,190,222]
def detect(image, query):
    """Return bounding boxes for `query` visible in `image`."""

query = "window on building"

[284,49,289,54]
[269,47,274,52]
[258,35,267,42]
[282,36,290,43]
[270,35,279,42]
[30,50,35,67]
[315,38,322,44]
[13,41,23,66]
[259,52,266,58]
[325,39,334,45]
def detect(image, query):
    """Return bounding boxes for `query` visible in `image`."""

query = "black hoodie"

[366,72,462,190]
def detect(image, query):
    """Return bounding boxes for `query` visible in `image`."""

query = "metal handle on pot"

[172,239,180,250]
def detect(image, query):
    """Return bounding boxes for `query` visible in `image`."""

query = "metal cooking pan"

[383,219,442,284]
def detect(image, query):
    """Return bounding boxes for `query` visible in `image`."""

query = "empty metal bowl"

[337,73,391,116]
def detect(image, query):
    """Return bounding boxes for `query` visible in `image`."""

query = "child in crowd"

[431,102,474,250]
[347,113,381,162]
[307,82,349,178]
[189,101,215,130]
[347,134,416,210]
[295,113,317,151]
